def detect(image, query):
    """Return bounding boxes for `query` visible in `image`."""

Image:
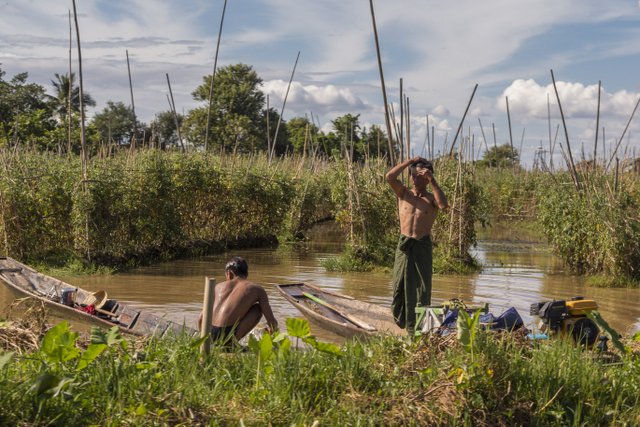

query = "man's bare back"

[198,257,278,341]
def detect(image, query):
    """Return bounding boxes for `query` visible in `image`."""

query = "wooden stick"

[165,73,185,151]
[448,83,478,156]
[594,80,601,166]
[551,69,580,191]
[204,0,228,152]
[200,277,216,357]
[369,0,396,164]
[271,51,300,163]
[126,50,137,147]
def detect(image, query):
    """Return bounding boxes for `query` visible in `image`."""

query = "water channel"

[2,222,640,340]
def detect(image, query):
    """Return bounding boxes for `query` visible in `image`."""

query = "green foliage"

[456,309,482,359]
[3,321,640,425]
[477,143,519,169]
[537,173,640,281]
[90,101,141,145]
[0,150,333,267]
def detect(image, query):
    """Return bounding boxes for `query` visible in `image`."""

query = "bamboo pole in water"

[448,84,478,156]
[204,0,228,152]
[369,0,396,164]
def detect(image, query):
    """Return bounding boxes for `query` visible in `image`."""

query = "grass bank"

[3,311,639,425]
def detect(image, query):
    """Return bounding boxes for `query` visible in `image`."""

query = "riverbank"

[1,315,639,425]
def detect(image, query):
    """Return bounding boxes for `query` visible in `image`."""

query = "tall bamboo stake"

[505,96,515,164]
[399,79,404,153]
[126,50,137,148]
[594,80,601,165]
[270,51,300,163]
[448,83,478,156]
[477,118,490,155]
[605,94,640,171]
[67,10,72,155]
[71,0,90,262]
[547,93,554,171]
[550,69,580,191]
[71,0,87,179]
[165,74,185,151]
[204,0,228,151]
[369,0,395,164]
[266,95,271,156]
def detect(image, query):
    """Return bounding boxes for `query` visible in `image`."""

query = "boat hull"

[276,282,404,338]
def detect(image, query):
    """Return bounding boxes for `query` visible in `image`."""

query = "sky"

[2,0,640,166]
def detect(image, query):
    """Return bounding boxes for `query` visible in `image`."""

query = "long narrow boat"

[276,282,404,338]
[0,257,197,338]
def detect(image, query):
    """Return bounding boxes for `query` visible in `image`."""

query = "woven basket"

[83,290,108,309]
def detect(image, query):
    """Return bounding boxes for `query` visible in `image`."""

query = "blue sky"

[2,0,640,166]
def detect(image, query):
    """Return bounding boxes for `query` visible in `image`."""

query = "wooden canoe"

[0,257,197,338]
[275,282,404,338]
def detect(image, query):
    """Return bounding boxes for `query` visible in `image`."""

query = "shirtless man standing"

[386,157,448,334]
[198,257,278,344]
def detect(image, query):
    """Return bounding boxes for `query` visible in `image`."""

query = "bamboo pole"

[266,95,271,156]
[126,50,137,148]
[550,69,580,191]
[605,94,640,171]
[505,96,515,167]
[369,0,395,164]
[165,73,185,151]
[200,277,216,357]
[448,83,478,156]
[271,51,300,163]
[204,0,228,152]
[71,0,87,179]
[594,80,601,166]
[67,10,72,155]
[399,79,404,154]
[547,93,554,172]
[477,118,490,155]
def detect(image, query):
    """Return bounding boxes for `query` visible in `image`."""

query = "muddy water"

[2,222,640,339]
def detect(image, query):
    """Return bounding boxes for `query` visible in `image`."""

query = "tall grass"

[0,149,333,269]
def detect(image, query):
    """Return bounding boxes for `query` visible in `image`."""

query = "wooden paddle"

[302,292,376,331]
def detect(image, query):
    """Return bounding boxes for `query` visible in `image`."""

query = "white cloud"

[499,79,639,119]
[431,105,450,117]
[261,80,368,118]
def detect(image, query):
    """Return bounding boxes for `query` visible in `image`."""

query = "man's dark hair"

[225,256,248,278]
[411,159,434,173]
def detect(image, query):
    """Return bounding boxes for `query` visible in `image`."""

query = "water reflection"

[1,221,640,339]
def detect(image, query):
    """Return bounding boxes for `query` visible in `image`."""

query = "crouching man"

[198,256,278,344]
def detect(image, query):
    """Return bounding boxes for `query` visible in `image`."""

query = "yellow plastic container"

[565,299,597,316]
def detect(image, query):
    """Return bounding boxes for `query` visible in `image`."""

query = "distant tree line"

[0,64,393,160]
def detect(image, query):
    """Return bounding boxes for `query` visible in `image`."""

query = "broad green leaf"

[313,340,342,356]
[41,322,81,364]
[286,318,311,338]
[77,344,107,371]
[588,311,626,354]
[633,331,640,341]
[90,326,123,347]
[258,333,274,361]
[0,352,14,370]
[277,337,291,356]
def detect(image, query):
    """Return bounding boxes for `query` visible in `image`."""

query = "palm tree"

[50,72,95,119]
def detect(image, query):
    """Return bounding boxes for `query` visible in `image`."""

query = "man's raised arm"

[386,156,424,197]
